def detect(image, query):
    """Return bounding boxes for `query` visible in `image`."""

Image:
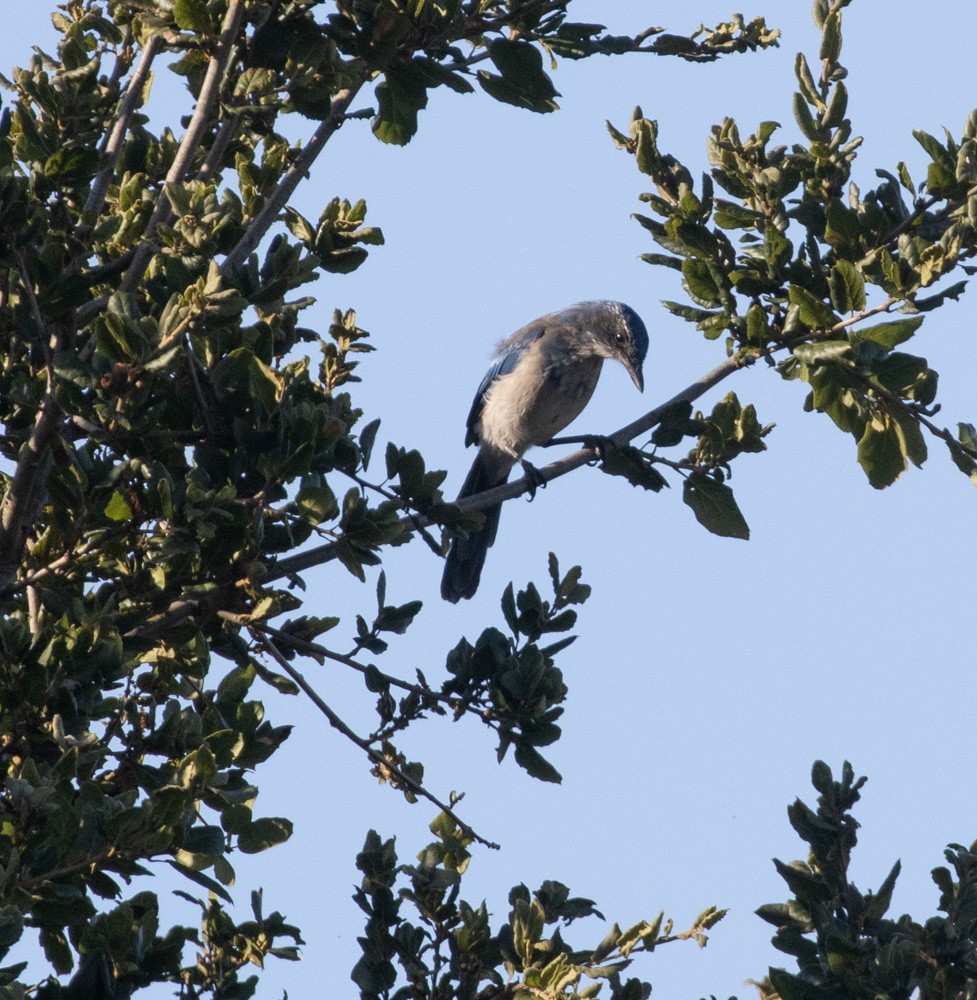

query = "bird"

[440,300,648,603]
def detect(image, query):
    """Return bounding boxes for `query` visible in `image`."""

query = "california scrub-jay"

[441,300,648,603]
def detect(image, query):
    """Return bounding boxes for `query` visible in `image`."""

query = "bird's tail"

[441,452,507,603]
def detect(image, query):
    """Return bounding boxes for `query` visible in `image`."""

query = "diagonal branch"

[220,84,366,276]
[0,395,58,595]
[232,617,499,850]
[245,617,468,716]
[120,1,247,296]
[267,348,758,581]
[84,33,161,218]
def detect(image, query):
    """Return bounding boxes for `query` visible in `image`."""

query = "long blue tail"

[441,452,506,602]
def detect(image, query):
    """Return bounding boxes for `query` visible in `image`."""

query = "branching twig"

[233,618,499,850]
[220,84,365,275]
[243,617,466,716]
[198,116,238,182]
[120,1,247,296]
[84,34,161,218]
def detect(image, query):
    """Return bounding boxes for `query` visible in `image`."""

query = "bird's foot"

[519,459,546,500]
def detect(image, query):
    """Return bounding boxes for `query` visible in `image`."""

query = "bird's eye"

[615,331,625,343]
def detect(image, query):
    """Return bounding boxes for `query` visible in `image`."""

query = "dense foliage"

[0,0,973,998]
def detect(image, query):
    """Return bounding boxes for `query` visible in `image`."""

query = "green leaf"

[238,817,294,854]
[683,473,750,539]
[296,484,339,524]
[792,91,821,143]
[828,260,865,313]
[477,40,560,113]
[913,129,955,172]
[863,859,902,921]
[183,824,225,856]
[173,0,211,32]
[850,316,923,350]
[165,860,233,904]
[104,490,134,522]
[823,81,848,129]
[651,400,696,448]
[359,417,381,471]
[513,744,562,784]
[891,406,927,469]
[351,955,397,993]
[794,52,821,108]
[944,425,977,487]
[713,199,759,230]
[824,198,863,256]
[819,10,842,64]
[283,207,315,245]
[788,285,839,330]
[681,257,723,306]
[39,929,73,975]
[873,352,932,399]
[600,446,669,492]
[792,340,852,366]
[773,858,833,901]
[857,414,906,489]
[372,63,429,145]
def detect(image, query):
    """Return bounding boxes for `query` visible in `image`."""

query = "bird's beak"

[628,362,644,393]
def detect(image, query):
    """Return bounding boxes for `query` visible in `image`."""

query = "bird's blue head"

[589,301,648,392]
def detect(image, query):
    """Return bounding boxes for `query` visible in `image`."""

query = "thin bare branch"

[236,619,499,850]
[120,1,247,295]
[199,116,238,182]
[267,349,759,580]
[84,34,161,218]
[220,84,365,275]
[245,617,463,714]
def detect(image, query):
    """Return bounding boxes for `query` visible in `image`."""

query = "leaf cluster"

[608,0,977,521]
[440,554,588,786]
[350,814,725,1000]
[753,761,977,1000]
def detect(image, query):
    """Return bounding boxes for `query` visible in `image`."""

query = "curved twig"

[120,1,247,295]
[220,84,365,275]
[84,33,161,218]
[233,618,499,850]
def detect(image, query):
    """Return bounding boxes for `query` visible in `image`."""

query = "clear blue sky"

[3,2,976,997]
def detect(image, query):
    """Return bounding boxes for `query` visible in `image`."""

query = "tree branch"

[267,349,759,581]
[83,33,161,218]
[220,84,365,276]
[238,620,500,850]
[120,1,246,295]
[244,617,468,717]
[0,255,64,595]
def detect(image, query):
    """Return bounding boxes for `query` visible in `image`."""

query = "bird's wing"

[464,326,545,446]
